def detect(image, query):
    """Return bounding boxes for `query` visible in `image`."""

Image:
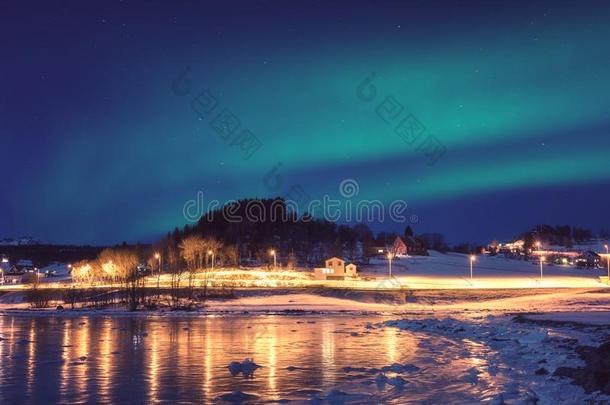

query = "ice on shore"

[381,316,610,404]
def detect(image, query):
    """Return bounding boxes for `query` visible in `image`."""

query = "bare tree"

[167,246,183,307]
[180,235,205,299]
[98,249,140,310]
[223,245,239,267]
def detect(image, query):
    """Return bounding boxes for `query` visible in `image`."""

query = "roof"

[326,256,344,262]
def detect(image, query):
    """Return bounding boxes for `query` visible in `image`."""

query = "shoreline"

[1,287,610,322]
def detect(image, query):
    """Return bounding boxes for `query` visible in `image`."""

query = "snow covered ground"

[360,251,609,289]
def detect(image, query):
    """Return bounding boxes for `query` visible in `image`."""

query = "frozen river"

[0,313,511,404]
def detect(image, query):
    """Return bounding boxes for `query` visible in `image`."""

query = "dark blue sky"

[2,0,610,245]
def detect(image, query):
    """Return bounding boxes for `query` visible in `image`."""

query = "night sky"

[2,0,610,245]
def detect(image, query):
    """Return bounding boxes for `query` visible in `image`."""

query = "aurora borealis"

[2,0,610,244]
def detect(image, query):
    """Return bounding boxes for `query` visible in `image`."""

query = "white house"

[314,257,358,280]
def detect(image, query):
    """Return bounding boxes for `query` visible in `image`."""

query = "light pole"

[208,250,215,270]
[270,249,277,269]
[535,241,541,252]
[604,244,610,285]
[154,253,161,273]
[469,255,476,279]
[539,256,545,282]
[387,253,393,278]
[154,252,161,292]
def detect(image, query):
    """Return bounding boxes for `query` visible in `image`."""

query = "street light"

[469,255,476,279]
[269,249,277,269]
[387,252,394,278]
[208,250,215,270]
[604,244,610,285]
[154,252,162,292]
[539,256,545,282]
[535,241,541,251]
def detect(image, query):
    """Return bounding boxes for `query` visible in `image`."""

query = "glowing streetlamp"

[154,252,161,272]
[387,252,394,278]
[469,255,476,279]
[604,244,610,285]
[207,250,215,270]
[539,256,545,282]
[269,249,277,269]
[154,252,162,292]
[535,241,541,251]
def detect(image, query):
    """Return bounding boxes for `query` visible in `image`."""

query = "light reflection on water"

[0,314,504,404]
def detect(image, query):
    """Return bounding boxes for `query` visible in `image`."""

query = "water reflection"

[0,314,505,404]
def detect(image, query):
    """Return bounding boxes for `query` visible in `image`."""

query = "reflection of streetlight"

[269,249,277,269]
[469,255,476,279]
[539,256,545,282]
[387,253,394,278]
[207,250,215,270]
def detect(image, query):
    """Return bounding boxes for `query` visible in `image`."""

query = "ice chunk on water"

[518,330,548,345]
[216,390,259,402]
[227,358,261,377]
[380,363,420,373]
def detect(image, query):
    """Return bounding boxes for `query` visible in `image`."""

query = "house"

[13,259,36,273]
[314,257,358,280]
[392,237,408,256]
[345,263,357,277]
[0,257,11,284]
[575,251,601,269]
[4,273,25,284]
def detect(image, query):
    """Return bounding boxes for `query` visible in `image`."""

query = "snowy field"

[360,251,609,289]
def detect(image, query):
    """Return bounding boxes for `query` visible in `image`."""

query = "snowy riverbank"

[2,288,610,403]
